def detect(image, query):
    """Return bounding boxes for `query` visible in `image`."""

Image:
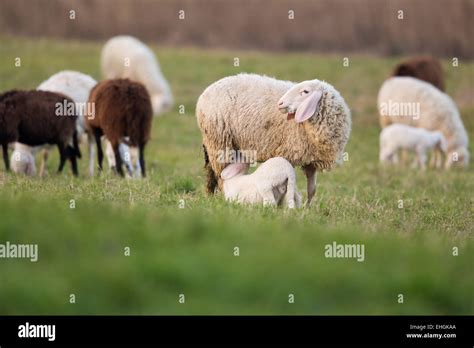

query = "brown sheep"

[0,90,81,176]
[86,79,153,177]
[392,56,445,91]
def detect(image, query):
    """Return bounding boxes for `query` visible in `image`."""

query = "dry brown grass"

[0,0,472,58]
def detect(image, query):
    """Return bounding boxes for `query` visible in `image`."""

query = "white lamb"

[220,157,302,208]
[10,143,36,177]
[380,124,447,169]
[101,35,173,115]
[378,76,469,169]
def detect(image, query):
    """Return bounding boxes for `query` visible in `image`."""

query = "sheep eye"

[302,90,309,95]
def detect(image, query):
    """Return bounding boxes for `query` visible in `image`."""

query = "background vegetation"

[0,0,473,58]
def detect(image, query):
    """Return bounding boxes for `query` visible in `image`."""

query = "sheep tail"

[285,173,297,209]
[73,130,82,159]
[2,143,9,171]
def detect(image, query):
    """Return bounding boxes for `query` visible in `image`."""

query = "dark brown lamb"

[0,90,81,176]
[392,56,445,91]
[86,79,153,177]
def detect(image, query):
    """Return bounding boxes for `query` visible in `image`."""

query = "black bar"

[0,316,472,346]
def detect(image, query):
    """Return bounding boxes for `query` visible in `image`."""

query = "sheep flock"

[0,37,470,209]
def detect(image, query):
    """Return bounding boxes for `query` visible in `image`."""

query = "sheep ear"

[221,163,249,180]
[295,91,322,123]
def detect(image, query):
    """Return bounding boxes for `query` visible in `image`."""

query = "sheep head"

[151,91,174,116]
[220,162,250,180]
[277,81,323,123]
[446,146,470,169]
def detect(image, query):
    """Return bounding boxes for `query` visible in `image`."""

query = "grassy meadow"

[0,36,473,315]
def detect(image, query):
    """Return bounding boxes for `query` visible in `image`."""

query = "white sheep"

[101,35,173,115]
[378,76,469,169]
[197,74,351,204]
[10,143,36,177]
[221,157,302,208]
[380,124,447,169]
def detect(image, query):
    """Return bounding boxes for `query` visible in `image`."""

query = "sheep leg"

[435,149,443,168]
[389,153,397,164]
[206,164,218,194]
[416,147,427,170]
[57,144,67,173]
[88,133,95,177]
[444,155,453,169]
[120,144,134,177]
[93,128,104,173]
[2,143,9,171]
[256,183,278,207]
[68,146,78,177]
[105,141,116,172]
[112,143,125,177]
[39,149,49,177]
[130,146,140,177]
[303,165,317,206]
[429,149,437,168]
[203,145,218,195]
[139,144,146,178]
[400,149,409,166]
[284,191,296,209]
[284,176,296,209]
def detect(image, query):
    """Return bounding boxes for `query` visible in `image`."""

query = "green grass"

[0,36,473,315]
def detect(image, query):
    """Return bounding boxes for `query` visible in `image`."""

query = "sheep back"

[87,79,152,147]
[38,70,97,135]
[0,90,77,146]
[196,74,351,178]
[392,56,445,91]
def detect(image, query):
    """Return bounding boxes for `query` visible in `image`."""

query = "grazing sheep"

[32,70,97,176]
[10,143,36,176]
[36,70,138,176]
[38,70,96,136]
[380,124,447,169]
[0,90,81,176]
[85,79,153,177]
[392,56,445,91]
[101,35,173,115]
[196,74,351,204]
[221,157,302,208]
[378,77,469,168]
